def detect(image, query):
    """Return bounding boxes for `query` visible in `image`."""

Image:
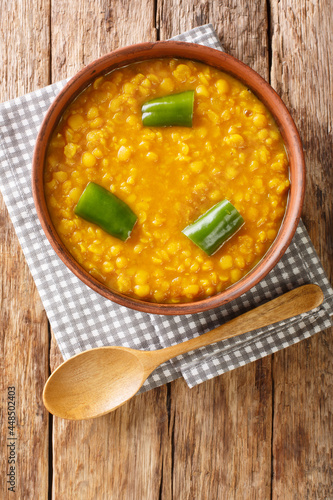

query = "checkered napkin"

[0,25,332,391]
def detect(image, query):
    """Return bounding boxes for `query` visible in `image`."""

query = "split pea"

[219,255,233,270]
[82,152,96,167]
[118,146,131,161]
[134,284,150,297]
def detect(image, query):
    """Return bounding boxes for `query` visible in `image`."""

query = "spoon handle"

[151,284,323,367]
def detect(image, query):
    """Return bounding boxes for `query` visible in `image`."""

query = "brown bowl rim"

[32,41,305,315]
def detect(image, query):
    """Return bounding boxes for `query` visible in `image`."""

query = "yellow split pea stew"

[45,58,290,304]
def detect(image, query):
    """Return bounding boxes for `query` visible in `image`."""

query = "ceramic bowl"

[32,41,305,315]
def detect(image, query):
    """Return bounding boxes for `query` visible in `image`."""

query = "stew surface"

[45,58,290,303]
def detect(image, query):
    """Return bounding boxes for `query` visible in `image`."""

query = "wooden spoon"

[43,284,323,420]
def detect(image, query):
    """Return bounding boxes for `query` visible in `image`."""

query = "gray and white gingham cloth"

[0,25,332,390]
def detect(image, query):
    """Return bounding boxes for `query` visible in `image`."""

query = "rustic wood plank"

[2,1,329,498]
[170,363,272,499]
[0,1,51,499]
[157,0,270,79]
[51,331,171,499]
[157,2,273,498]
[49,2,172,499]
[50,0,157,81]
[270,0,333,498]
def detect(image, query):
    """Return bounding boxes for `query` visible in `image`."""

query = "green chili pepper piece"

[182,200,244,256]
[74,182,137,241]
[142,90,195,127]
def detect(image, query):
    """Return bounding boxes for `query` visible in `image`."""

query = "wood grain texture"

[1,0,332,498]
[270,0,333,498]
[0,1,50,499]
[158,2,274,498]
[49,1,172,498]
[50,0,156,82]
[157,0,270,79]
[170,364,273,499]
[51,354,170,499]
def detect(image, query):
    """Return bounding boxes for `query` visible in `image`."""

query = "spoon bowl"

[44,347,147,419]
[43,284,324,420]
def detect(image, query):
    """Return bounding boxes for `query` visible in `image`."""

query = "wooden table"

[1,1,332,498]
